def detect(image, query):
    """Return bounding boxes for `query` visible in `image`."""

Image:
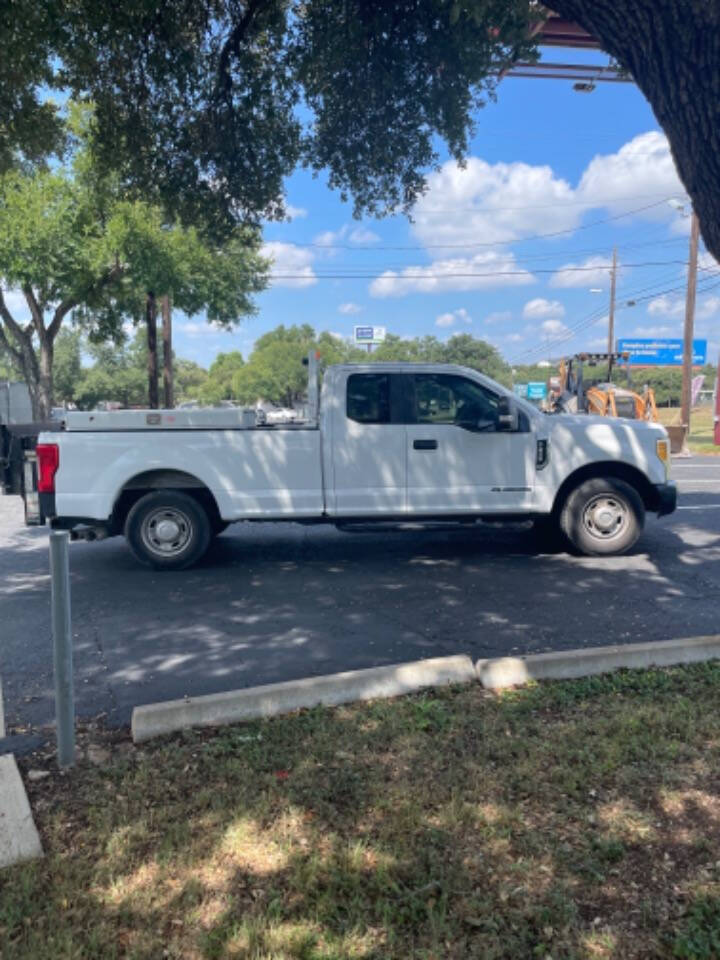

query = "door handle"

[413,439,438,450]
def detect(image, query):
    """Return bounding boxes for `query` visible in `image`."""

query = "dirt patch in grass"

[4,664,720,958]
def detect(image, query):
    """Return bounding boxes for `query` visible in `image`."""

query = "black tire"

[124,490,212,570]
[560,477,644,557]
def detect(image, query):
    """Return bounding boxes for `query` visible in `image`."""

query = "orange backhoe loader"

[551,352,658,422]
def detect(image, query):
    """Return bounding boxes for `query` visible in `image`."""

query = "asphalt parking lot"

[2,455,720,730]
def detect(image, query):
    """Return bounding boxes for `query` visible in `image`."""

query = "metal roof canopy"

[503,11,632,84]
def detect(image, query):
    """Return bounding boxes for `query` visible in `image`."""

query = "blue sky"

[173,56,720,371]
[5,50,716,372]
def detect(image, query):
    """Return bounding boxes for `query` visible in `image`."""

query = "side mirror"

[496,396,519,432]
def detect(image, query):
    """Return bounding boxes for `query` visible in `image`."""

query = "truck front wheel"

[125,491,212,570]
[560,477,644,556]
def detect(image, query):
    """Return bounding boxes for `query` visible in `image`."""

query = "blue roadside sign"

[527,382,548,400]
[617,338,707,366]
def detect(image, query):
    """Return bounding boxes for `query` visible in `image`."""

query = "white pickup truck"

[31,361,676,569]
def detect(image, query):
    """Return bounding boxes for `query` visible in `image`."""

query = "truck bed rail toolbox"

[30,361,676,569]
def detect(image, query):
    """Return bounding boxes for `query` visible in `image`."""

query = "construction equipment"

[551,352,658,422]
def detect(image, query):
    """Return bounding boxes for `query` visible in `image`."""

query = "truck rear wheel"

[125,491,212,570]
[560,477,644,557]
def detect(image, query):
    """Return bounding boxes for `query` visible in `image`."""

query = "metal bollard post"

[50,530,75,767]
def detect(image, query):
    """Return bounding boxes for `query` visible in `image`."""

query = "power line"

[278,198,674,251]
[509,271,720,365]
[268,258,688,282]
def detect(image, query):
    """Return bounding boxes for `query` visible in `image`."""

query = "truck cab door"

[405,373,535,514]
[329,371,407,516]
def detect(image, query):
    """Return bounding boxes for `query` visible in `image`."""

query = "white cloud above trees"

[261,242,317,288]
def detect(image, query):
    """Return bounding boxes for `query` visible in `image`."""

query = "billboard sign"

[616,338,707,366]
[353,325,386,345]
[513,383,527,398]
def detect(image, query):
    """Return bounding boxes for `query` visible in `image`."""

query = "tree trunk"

[547,1,720,263]
[36,337,54,421]
[161,294,174,409]
[146,292,158,409]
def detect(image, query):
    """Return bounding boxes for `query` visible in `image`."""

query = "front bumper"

[654,482,677,517]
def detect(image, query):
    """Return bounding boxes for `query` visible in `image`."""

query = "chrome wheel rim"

[582,494,628,541]
[140,507,192,557]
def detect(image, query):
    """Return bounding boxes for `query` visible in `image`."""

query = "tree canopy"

[1,1,536,234]
[2,2,719,262]
[0,113,268,417]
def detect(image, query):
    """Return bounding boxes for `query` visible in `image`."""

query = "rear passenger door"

[330,372,407,516]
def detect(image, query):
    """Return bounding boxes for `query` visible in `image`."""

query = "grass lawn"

[657,406,719,455]
[4,665,720,959]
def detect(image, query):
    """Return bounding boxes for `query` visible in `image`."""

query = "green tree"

[200,351,246,404]
[4,3,720,264]
[442,333,510,384]
[73,329,209,409]
[0,118,268,419]
[53,328,83,406]
[233,326,317,407]
[174,358,209,404]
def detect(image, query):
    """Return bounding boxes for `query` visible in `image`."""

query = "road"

[2,456,720,730]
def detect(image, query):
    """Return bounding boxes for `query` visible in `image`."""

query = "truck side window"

[411,374,500,432]
[347,373,391,424]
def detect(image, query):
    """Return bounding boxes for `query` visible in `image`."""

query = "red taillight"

[36,443,59,493]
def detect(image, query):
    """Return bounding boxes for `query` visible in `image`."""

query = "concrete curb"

[476,635,720,689]
[0,675,43,869]
[132,654,476,743]
[0,755,43,868]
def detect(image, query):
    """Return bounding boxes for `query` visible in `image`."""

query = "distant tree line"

[3,325,712,412]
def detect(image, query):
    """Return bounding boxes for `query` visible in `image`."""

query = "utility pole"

[606,246,617,355]
[161,295,174,409]
[680,211,700,433]
[146,292,158,409]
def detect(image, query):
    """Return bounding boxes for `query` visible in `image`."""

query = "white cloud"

[505,332,524,343]
[407,132,686,257]
[587,337,609,350]
[338,301,363,315]
[179,321,210,338]
[698,296,720,320]
[412,157,577,250]
[314,224,380,250]
[348,226,380,245]
[261,241,317,288]
[631,324,678,337]
[435,312,456,328]
[699,251,720,274]
[647,295,684,318]
[541,318,571,337]
[285,204,307,220]
[577,131,686,218]
[549,255,614,289]
[435,307,473,328]
[522,298,565,321]
[369,250,534,298]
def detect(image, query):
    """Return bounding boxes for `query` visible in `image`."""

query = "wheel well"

[110,470,221,534]
[551,461,659,517]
